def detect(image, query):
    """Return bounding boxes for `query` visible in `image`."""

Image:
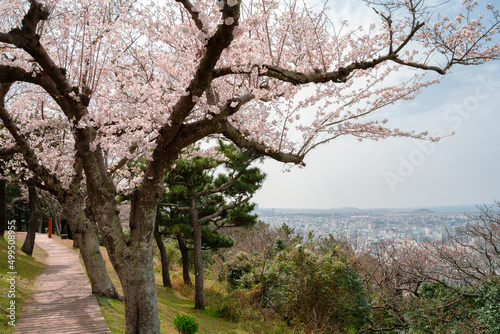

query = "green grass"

[94,248,271,333]
[0,233,47,333]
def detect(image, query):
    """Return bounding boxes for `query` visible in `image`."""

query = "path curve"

[14,233,112,334]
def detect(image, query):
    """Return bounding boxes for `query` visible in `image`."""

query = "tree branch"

[0,145,21,156]
[199,195,252,224]
[213,55,396,84]
[1,1,88,121]
[107,143,139,177]
[142,0,243,201]
[219,121,304,165]
[175,0,206,33]
[391,58,446,75]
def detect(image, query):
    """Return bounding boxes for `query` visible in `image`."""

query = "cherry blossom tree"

[1,0,499,332]
[0,84,120,299]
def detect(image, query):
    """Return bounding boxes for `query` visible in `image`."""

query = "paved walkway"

[14,233,112,334]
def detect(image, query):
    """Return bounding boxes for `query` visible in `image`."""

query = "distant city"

[256,204,485,250]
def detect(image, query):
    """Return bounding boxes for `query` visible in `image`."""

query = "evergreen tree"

[158,142,266,309]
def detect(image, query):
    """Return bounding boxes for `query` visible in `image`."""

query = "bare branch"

[213,50,450,85]
[391,58,447,74]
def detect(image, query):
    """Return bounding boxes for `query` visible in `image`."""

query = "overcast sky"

[253,1,500,210]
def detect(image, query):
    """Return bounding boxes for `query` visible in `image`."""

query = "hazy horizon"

[255,203,487,212]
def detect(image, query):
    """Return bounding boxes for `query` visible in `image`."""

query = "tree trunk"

[154,218,172,288]
[21,186,38,255]
[23,207,29,232]
[190,196,205,310]
[121,242,160,334]
[62,196,121,299]
[76,132,164,333]
[0,180,6,237]
[41,191,62,236]
[177,233,192,286]
[54,217,61,236]
[92,191,161,333]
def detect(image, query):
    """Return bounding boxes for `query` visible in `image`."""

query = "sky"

[252,1,500,210]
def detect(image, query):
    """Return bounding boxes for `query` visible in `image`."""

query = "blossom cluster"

[0,0,498,192]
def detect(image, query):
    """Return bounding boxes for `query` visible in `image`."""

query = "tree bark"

[0,180,6,237]
[190,196,205,309]
[122,242,160,334]
[21,186,38,255]
[115,196,161,334]
[154,218,172,288]
[62,195,121,299]
[54,217,61,236]
[177,233,192,286]
[121,239,160,334]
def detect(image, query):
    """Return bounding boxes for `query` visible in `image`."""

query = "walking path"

[14,233,112,334]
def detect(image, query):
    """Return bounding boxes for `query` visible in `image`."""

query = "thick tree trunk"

[21,186,38,255]
[83,172,162,333]
[177,234,192,286]
[95,192,161,333]
[154,219,172,288]
[23,208,29,232]
[76,131,164,333]
[0,180,6,237]
[63,196,121,299]
[190,196,205,309]
[121,242,160,334]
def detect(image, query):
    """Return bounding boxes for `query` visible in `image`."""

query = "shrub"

[225,252,254,289]
[475,277,500,333]
[262,244,370,333]
[205,287,242,322]
[173,314,199,334]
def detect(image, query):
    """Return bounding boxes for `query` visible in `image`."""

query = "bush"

[173,314,199,334]
[205,287,242,322]
[475,277,500,333]
[225,252,255,289]
[262,244,370,333]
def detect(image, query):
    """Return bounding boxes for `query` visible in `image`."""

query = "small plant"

[173,314,199,334]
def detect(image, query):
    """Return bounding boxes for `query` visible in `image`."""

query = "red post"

[48,218,52,238]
